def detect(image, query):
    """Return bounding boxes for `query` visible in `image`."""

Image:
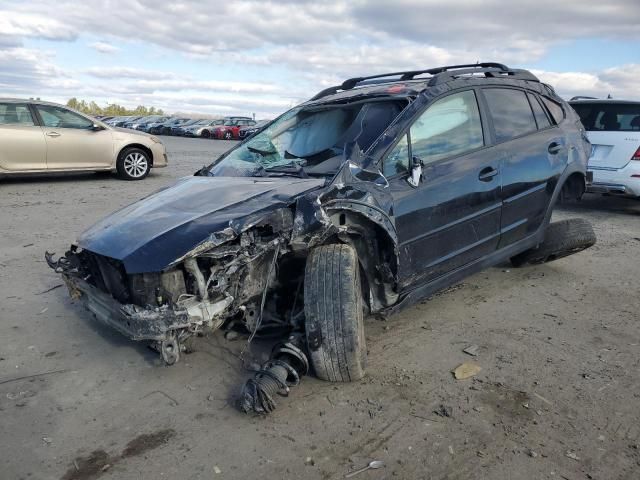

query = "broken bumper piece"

[60,273,233,364]
[62,275,191,342]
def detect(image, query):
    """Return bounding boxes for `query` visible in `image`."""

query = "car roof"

[0,98,70,108]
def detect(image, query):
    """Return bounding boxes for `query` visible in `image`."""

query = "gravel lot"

[1,136,639,480]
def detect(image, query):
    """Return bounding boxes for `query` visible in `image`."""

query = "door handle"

[46,132,61,137]
[548,142,563,154]
[478,166,498,182]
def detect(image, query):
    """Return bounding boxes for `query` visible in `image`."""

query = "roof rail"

[310,63,540,101]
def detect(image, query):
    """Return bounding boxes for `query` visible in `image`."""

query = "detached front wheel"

[304,244,366,382]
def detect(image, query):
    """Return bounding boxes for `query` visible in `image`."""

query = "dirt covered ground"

[1,136,639,480]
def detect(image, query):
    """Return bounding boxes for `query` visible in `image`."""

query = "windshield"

[207,99,404,178]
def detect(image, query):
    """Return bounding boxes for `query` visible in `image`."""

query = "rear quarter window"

[0,103,35,126]
[541,97,565,125]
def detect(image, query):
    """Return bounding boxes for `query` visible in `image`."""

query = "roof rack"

[310,63,540,101]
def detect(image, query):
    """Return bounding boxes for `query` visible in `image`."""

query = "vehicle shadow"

[60,298,162,366]
[1,172,118,185]
[1,171,166,185]
[559,193,640,216]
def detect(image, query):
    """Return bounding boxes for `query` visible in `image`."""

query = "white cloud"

[88,41,119,54]
[0,47,78,92]
[1,1,639,114]
[0,11,76,41]
[84,67,179,80]
[535,65,640,100]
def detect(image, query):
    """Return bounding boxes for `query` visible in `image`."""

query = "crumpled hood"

[78,176,325,273]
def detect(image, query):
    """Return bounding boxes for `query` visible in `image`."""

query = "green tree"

[66,99,163,116]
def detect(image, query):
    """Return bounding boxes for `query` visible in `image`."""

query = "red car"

[212,117,256,140]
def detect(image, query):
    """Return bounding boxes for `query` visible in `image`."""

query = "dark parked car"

[48,63,594,411]
[171,118,204,136]
[148,117,190,135]
[114,116,143,127]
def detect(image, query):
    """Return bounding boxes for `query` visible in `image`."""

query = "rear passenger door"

[383,90,503,289]
[481,88,565,248]
[0,102,47,171]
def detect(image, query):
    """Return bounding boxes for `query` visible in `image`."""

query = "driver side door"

[34,104,114,170]
[383,89,502,290]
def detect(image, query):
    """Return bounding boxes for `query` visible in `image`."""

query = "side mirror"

[91,123,105,131]
[407,155,423,187]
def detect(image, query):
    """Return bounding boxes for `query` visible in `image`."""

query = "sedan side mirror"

[91,124,105,131]
[407,155,423,187]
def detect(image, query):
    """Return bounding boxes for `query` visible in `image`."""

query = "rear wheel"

[201,130,210,138]
[511,218,596,267]
[304,244,366,382]
[117,147,151,180]
[223,131,233,140]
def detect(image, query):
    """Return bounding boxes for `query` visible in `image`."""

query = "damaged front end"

[46,206,307,365]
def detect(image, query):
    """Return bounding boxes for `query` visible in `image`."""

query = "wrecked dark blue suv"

[48,63,593,411]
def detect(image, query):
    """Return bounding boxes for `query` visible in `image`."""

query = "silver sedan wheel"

[123,152,149,178]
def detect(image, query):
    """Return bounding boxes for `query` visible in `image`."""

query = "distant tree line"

[66,98,164,116]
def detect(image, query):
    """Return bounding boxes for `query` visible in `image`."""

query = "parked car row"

[96,114,267,140]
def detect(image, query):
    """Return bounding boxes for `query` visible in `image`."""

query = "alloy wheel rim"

[123,152,148,178]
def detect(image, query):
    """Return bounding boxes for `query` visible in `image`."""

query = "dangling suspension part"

[239,339,309,414]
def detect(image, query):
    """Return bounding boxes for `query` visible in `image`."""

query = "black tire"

[304,244,366,382]
[116,147,151,181]
[201,130,210,138]
[223,131,233,140]
[511,218,596,267]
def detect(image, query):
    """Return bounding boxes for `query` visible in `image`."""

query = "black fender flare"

[542,162,586,228]
[322,200,399,311]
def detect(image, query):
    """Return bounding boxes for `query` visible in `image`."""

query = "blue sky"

[1,0,638,118]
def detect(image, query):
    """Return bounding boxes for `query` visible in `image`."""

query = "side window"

[35,105,94,129]
[382,134,409,177]
[541,97,564,125]
[528,94,551,129]
[484,88,537,143]
[410,90,484,164]
[0,103,35,126]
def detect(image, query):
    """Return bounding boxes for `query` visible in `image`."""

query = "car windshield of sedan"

[207,99,405,178]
